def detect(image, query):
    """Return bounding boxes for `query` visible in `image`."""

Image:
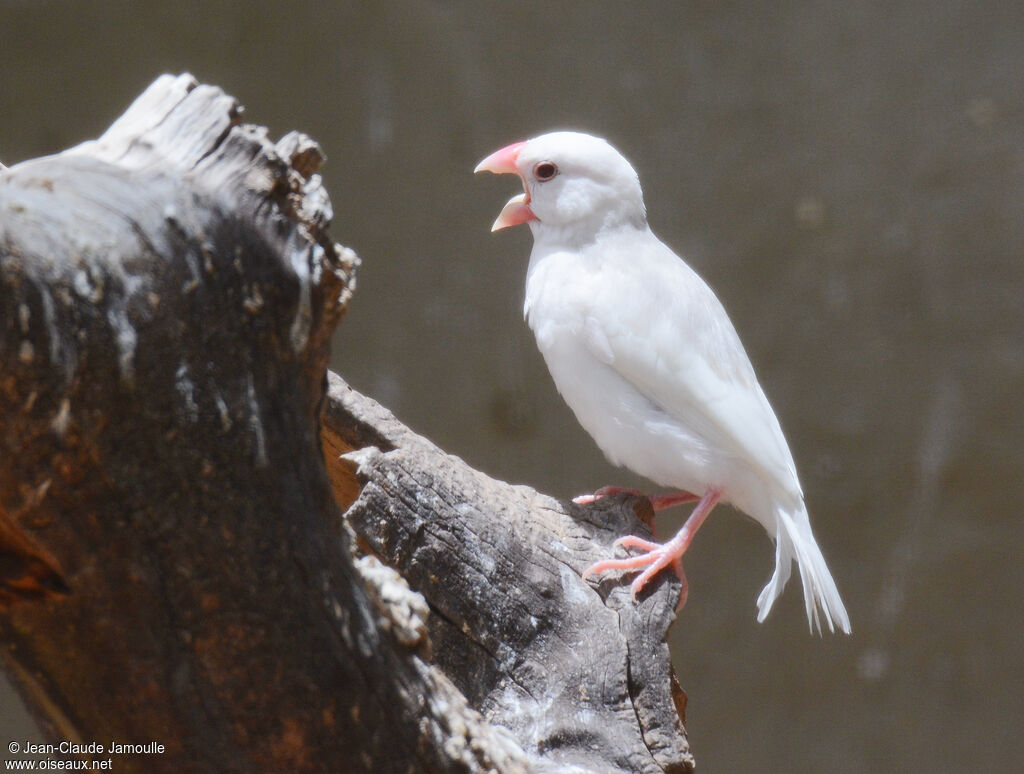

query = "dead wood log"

[324,374,693,773]
[0,73,692,773]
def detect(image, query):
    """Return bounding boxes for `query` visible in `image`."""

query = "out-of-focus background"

[2,2,1022,772]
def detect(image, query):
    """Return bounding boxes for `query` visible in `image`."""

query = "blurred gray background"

[2,2,1022,772]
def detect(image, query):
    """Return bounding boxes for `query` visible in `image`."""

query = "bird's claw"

[573,485,642,505]
[583,490,717,609]
[583,537,688,604]
[582,552,657,582]
[612,534,661,552]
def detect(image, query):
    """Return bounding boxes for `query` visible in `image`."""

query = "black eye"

[533,162,558,182]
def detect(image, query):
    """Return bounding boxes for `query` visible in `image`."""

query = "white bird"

[475,131,850,634]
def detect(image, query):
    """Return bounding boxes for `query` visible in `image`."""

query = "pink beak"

[474,141,538,231]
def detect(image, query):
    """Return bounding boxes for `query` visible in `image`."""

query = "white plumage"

[476,131,850,634]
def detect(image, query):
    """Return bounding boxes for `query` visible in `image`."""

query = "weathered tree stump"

[0,74,692,773]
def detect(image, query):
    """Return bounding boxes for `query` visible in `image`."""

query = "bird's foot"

[583,534,690,609]
[581,488,721,610]
[572,485,699,511]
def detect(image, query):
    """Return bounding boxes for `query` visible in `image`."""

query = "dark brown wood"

[0,73,692,773]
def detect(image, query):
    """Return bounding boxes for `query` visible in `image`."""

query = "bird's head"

[475,131,646,239]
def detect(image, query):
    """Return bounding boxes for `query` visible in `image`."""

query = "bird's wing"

[584,236,802,500]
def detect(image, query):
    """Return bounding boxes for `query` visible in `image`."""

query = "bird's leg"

[573,485,699,511]
[582,488,721,609]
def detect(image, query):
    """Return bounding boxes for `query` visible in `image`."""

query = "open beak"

[475,141,537,231]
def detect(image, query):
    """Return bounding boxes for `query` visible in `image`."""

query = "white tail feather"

[755,504,851,635]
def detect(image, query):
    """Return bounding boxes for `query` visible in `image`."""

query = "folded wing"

[584,237,803,507]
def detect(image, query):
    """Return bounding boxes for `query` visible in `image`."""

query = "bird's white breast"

[524,237,709,492]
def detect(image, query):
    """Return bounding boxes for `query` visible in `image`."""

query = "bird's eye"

[533,162,558,182]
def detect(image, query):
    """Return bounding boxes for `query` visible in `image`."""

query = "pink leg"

[573,485,699,511]
[583,488,721,609]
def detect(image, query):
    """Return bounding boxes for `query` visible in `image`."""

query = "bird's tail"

[756,503,851,634]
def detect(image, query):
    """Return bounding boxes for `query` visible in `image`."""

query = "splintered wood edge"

[320,425,362,513]
[319,371,401,512]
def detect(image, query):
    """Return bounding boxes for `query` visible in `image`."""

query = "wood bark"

[0,74,692,773]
